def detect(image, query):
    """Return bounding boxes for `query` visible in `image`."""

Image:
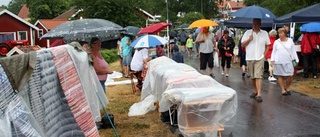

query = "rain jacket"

[265,36,276,59]
[300,33,320,54]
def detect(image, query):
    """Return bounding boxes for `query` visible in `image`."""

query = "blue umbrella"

[231,6,276,19]
[300,22,320,32]
[130,35,168,49]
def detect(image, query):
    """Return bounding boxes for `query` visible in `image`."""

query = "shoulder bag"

[277,40,297,67]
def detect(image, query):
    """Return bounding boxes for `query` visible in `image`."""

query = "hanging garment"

[0,51,36,91]
[51,46,99,137]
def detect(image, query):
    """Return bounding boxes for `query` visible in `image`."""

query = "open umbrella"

[300,22,320,32]
[231,6,276,19]
[138,22,169,34]
[122,26,141,36]
[41,18,123,42]
[174,23,190,30]
[130,35,168,49]
[188,19,219,28]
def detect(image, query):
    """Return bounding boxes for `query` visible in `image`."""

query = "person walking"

[217,30,235,77]
[186,34,194,57]
[195,26,217,77]
[90,37,113,93]
[270,28,299,95]
[238,36,249,77]
[117,34,124,74]
[266,29,277,82]
[241,18,270,102]
[178,29,187,52]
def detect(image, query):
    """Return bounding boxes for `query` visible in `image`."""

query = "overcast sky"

[0,0,11,6]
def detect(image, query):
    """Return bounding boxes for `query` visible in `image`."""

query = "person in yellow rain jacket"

[186,34,194,57]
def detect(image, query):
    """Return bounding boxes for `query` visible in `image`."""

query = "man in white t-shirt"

[241,18,270,102]
[130,48,149,90]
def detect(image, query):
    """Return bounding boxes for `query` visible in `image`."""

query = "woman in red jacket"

[300,33,320,79]
[266,29,277,81]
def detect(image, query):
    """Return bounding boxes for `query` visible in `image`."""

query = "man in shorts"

[241,18,270,102]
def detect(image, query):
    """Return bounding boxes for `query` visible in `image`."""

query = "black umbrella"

[274,3,320,23]
[122,26,141,36]
[41,18,123,43]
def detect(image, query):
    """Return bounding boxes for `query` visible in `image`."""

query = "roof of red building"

[54,7,78,20]
[18,4,29,19]
[217,1,245,9]
[35,19,68,31]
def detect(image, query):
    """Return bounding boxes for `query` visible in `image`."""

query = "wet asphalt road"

[170,51,320,137]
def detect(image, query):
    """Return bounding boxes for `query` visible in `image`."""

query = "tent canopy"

[274,3,320,23]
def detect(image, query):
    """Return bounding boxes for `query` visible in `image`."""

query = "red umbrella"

[138,22,169,34]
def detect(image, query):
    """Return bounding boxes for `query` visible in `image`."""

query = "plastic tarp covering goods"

[163,87,237,137]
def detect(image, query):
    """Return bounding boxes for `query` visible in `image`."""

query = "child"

[186,34,194,57]
[172,45,184,63]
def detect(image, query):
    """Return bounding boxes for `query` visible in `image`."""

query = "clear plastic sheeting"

[128,95,156,116]
[162,88,237,137]
[159,75,222,112]
[142,57,201,102]
[141,56,176,100]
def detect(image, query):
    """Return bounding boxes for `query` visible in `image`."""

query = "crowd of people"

[81,18,319,103]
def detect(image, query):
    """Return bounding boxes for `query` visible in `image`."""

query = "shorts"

[122,55,132,66]
[200,52,214,70]
[247,59,265,79]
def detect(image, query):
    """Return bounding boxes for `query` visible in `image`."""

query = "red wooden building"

[34,19,68,47]
[0,9,38,46]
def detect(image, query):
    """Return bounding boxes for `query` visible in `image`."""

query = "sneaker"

[268,76,277,81]
[226,74,229,77]
[313,75,317,79]
[221,73,224,75]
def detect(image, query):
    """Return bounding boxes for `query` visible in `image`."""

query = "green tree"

[7,0,26,14]
[26,0,72,23]
[178,12,204,24]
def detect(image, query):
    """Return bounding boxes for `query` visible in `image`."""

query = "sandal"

[255,96,263,102]
[250,92,257,98]
[209,73,215,78]
[281,92,288,96]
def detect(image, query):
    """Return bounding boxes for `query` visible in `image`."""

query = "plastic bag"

[128,95,156,116]
[213,51,219,67]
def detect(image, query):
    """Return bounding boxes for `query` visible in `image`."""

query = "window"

[18,31,28,40]
[38,29,43,38]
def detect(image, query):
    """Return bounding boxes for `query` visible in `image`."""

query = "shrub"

[100,48,118,63]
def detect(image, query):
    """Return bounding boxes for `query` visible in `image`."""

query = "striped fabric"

[0,64,41,137]
[37,49,84,137]
[51,46,99,137]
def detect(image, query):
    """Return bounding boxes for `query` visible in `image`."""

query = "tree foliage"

[26,0,72,23]
[7,0,26,14]
[178,12,205,24]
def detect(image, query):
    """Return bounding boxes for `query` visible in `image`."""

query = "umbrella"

[300,22,320,32]
[188,19,219,28]
[174,23,190,30]
[122,26,141,36]
[41,18,123,43]
[130,35,168,49]
[275,3,320,23]
[231,6,276,19]
[138,22,169,34]
[224,17,278,28]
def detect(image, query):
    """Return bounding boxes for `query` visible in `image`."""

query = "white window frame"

[38,29,43,38]
[17,31,28,40]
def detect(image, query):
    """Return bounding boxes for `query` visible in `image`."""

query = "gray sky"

[0,0,11,6]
